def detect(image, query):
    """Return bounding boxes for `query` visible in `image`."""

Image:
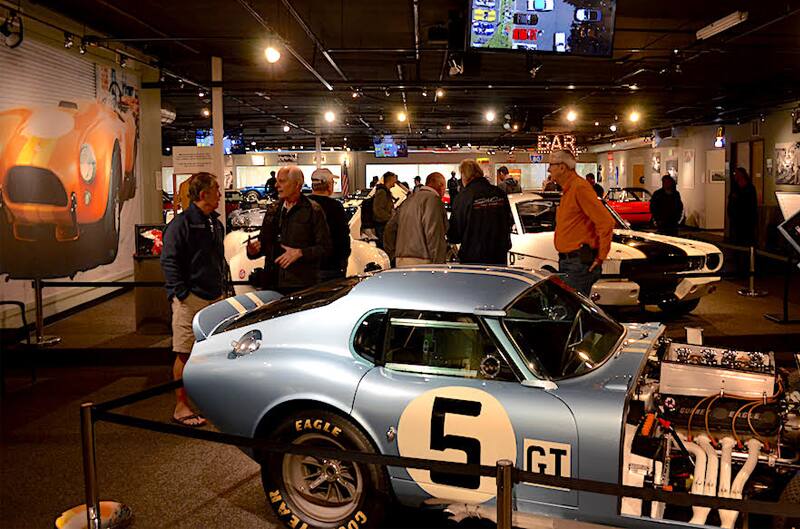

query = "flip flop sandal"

[171,414,207,428]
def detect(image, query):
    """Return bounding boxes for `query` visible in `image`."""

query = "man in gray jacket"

[384,172,448,266]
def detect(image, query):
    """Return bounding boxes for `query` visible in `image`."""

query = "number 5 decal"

[430,397,482,489]
[398,386,516,503]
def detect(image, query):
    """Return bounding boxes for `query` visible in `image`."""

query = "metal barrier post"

[81,403,102,529]
[32,279,61,346]
[737,246,768,297]
[496,459,513,529]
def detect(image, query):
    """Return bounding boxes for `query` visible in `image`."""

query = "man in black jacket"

[650,174,683,235]
[309,168,351,280]
[161,172,225,427]
[247,165,331,294]
[447,159,514,265]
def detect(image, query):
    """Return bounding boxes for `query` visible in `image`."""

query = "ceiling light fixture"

[264,46,281,63]
[421,90,428,97]
[198,90,205,98]
[63,32,73,49]
[351,91,359,98]
[485,110,496,122]
[78,39,87,54]
[397,111,407,122]
[628,110,641,123]
[512,123,519,131]
[567,84,575,90]
[283,125,290,133]
[446,124,451,130]
[118,55,127,68]
[201,108,210,117]
[324,110,336,123]
[436,88,444,98]
[594,121,599,126]
[610,124,617,132]
[566,109,578,122]
[251,141,257,146]
[696,10,748,40]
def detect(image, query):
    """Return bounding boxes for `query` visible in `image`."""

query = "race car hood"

[613,229,720,257]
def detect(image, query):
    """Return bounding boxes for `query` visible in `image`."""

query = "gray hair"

[188,172,218,202]
[459,159,483,184]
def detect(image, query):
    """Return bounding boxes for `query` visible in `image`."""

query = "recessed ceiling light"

[568,84,575,90]
[566,109,578,122]
[397,111,407,122]
[485,110,496,122]
[283,125,290,132]
[610,124,617,132]
[628,110,641,123]
[324,110,335,123]
[446,124,451,130]
[264,46,281,63]
[594,121,600,126]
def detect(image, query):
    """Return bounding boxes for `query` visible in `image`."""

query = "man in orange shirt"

[549,150,615,296]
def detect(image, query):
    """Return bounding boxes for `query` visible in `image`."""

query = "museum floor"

[2,268,799,529]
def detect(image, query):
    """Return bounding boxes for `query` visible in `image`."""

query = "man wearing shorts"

[161,172,225,427]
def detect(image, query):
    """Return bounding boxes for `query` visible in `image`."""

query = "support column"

[211,56,226,222]
[315,121,322,169]
[138,67,163,223]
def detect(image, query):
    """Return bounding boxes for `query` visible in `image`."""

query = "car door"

[510,199,559,271]
[350,309,579,514]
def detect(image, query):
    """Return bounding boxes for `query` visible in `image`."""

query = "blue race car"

[184,266,794,529]
[472,21,495,36]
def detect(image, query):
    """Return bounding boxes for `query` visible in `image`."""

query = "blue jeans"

[558,255,601,297]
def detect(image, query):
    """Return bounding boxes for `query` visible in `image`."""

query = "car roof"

[350,265,546,314]
[507,191,548,205]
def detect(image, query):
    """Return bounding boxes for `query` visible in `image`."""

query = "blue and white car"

[184,266,795,529]
[472,21,496,36]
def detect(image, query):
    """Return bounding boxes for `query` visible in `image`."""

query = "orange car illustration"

[0,99,137,258]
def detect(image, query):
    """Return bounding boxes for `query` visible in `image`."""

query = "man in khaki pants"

[161,172,225,426]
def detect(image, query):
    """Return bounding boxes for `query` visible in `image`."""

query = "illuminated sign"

[537,134,577,155]
[714,126,726,148]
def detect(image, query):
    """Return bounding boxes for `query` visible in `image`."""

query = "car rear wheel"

[259,409,389,529]
[773,472,800,529]
[244,190,260,203]
[656,298,700,315]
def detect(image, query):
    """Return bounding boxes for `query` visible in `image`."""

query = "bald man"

[247,165,331,294]
[384,172,448,266]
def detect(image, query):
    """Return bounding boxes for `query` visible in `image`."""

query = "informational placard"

[776,191,800,220]
[278,153,298,164]
[173,146,214,174]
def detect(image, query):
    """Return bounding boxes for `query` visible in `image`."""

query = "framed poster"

[665,158,678,184]
[775,142,800,185]
[681,149,695,189]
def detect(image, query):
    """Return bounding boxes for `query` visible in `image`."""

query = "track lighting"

[63,32,73,49]
[264,46,281,63]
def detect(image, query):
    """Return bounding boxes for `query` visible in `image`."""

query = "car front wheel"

[260,409,389,529]
[656,298,700,315]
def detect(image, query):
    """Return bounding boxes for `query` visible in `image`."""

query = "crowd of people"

[158,150,760,425]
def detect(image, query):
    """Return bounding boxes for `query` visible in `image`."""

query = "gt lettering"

[522,439,571,489]
[294,418,342,437]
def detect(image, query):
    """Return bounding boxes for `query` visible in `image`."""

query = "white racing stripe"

[226,297,247,314]
[245,292,264,307]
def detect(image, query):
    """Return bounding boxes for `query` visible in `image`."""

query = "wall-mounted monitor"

[195,129,245,155]
[468,0,616,57]
[373,135,408,158]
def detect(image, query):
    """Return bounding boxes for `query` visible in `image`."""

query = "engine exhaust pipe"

[720,438,763,529]
[679,434,708,524]
[690,435,717,525]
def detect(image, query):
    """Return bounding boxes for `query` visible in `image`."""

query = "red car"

[604,187,652,225]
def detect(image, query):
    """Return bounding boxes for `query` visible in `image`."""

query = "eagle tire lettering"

[260,409,387,529]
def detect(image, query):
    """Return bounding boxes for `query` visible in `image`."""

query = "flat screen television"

[195,129,246,155]
[468,0,616,57]
[373,135,408,158]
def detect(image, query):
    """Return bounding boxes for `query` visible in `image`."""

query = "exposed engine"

[625,339,799,528]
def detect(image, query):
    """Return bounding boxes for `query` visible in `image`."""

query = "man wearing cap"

[384,172,448,266]
[309,168,351,281]
[548,150,615,296]
[496,165,521,194]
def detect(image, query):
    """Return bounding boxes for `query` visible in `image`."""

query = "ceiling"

[23,0,800,151]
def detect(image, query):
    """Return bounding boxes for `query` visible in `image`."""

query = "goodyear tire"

[244,190,261,203]
[260,410,388,529]
[773,472,800,529]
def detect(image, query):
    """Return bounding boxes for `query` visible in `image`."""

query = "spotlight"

[594,121,599,126]
[352,91,359,98]
[567,84,575,90]
[79,39,87,54]
[1,10,24,48]
[166,147,171,152]
[566,109,578,122]
[198,90,205,98]
[202,108,211,117]
[283,124,290,133]
[436,88,444,98]
[324,110,335,123]
[421,90,428,97]
[178,79,185,89]
[64,32,73,49]
[630,84,639,91]
[397,111,407,122]
[609,124,618,132]
[503,122,511,130]
[385,89,391,97]
[251,141,257,146]
[485,110,496,122]
[445,124,451,130]
[512,123,519,131]
[628,110,641,123]
[264,46,281,63]
[118,55,127,68]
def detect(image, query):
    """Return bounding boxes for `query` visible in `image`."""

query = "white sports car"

[507,192,723,314]
[225,208,390,295]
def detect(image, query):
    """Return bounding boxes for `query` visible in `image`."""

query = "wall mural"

[0,64,139,279]
[775,142,800,185]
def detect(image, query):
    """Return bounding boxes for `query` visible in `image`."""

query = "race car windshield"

[501,278,624,380]
[516,199,629,233]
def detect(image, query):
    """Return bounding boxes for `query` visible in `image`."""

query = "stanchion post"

[496,459,513,529]
[81,403,102,529]
[737,246,768,297]
[32,279,61,346]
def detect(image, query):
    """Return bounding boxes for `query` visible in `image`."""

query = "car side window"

[516,200,557,233]
[384,310,516,381]
[353,311,386,363]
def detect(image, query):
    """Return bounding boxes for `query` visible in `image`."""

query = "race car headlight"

[79,144,96,183]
